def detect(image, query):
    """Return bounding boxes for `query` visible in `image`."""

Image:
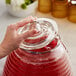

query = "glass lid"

[18,18,58,50]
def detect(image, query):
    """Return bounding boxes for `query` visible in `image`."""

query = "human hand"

[0,16,37,57]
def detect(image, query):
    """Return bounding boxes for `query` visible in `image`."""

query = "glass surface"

[2,18,73,76]
[19,18,58,50]
[2,42,73,76]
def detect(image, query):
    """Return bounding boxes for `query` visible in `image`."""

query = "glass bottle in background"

[68,0,76,23]
[52,0,68,18]
[38,0,52,13]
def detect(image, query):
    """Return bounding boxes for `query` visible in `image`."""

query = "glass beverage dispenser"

[3,18,73,76]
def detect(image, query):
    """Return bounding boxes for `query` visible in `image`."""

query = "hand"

[0,16,37,57]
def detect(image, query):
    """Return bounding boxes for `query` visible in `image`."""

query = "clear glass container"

[38,0,52,13]
[52,0,68,18]
[68,0,76,23]
[2,18,73,76]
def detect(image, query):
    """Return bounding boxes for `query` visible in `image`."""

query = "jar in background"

[68,0,76,23]
[38,0,52,13]
[52,0,68,18]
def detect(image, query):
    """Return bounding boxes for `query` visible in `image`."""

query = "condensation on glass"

[2,18,73,76]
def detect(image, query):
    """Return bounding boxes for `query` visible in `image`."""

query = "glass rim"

[19,18,58,50]
[19,34,61,55]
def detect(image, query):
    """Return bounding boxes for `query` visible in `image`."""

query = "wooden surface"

[0,0,76,76]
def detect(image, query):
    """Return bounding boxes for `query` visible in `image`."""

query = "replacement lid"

[19,18,58,50]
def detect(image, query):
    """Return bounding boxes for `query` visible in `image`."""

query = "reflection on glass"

[2,18,73,76]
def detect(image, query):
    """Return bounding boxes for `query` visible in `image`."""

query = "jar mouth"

[20,34,60,55]
[19,18,58,50]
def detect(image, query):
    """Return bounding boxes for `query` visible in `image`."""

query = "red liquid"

[3,39,73,76]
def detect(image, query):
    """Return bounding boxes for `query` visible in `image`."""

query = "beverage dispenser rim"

[19,18,58,52]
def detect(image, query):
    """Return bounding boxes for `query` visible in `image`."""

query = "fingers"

[16,16,37,29]
[7,24,16,30]
[19,29,37,40]
[8,16,37,30]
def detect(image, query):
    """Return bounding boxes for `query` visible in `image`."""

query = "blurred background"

[0,0,76,76]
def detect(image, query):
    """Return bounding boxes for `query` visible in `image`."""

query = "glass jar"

[68,0,76,23]
[52,0,68,18]
[2,18,73,76]
[38,0,52,13]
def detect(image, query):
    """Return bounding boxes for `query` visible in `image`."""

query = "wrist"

[0,44,8,58]
[0,42,12,59]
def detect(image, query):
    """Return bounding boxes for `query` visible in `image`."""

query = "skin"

[0,16,37,59]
